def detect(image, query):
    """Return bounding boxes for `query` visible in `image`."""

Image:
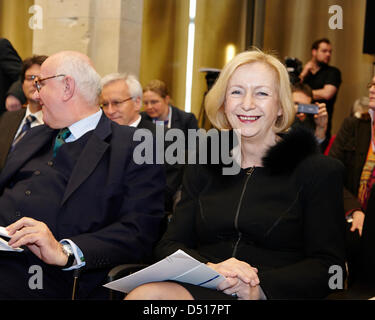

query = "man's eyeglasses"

[367,82,375,89]
[35,74,66,92]
[100,97,133,109]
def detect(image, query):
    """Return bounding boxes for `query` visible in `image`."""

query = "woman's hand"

[207,257,259,286]
[217,277,264,300]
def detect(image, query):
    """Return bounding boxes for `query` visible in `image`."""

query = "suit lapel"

[0,125,55,188]
[170,106,181,129]
[0,109,26,170]
[61,115,111,205]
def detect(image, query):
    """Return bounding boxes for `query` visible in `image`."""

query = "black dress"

[154,127,346,299]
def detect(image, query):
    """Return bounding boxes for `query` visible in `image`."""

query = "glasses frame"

[100,96,133,109]
[35,74,66,92]
[367,82,375,89]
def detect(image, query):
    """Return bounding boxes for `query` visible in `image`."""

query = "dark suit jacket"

[328,116,371,212]
[137,117,156,133]
[155,127,346,299]
[141,105,198,135]
[329,116,375,287]
[0,113,165,299]
[0,38,22,113]
[141,106,198,213]
[0,108,26,171]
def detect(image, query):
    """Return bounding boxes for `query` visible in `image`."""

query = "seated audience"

[125,49,346,300]
[100,72,173,226]
[291,82,328,152]
[329,77,375,291]
[0,51,165,299]
[142,79,199,213]
[0,55,48,172]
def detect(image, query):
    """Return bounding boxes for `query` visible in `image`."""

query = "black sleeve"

[329,117,365,213]
[6,79,26,105]
[325,67,341,88]
[0,38,22,83]
[154,164,210,263]
[259,157,347,299]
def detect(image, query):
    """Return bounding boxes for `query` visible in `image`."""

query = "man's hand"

[207,257,259,286]
[6,217,68,266]
[299,60,318,81]
[5,95,22,111]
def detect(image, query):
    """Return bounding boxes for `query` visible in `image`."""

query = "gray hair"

[55,54,102,105]
[101,73,143,101]
[352,96,370,118]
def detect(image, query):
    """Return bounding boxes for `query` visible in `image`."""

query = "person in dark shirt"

[300,38,341,139]
[0,38,22,113]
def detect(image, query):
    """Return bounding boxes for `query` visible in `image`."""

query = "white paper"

[103,249,225,293]
[0,226,10,238]
[0,226,24,252]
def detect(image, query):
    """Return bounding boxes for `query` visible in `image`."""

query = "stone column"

[32,0,143,77]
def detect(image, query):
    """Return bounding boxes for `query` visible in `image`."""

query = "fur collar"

[201,126,319,176]
[262,126,320,174]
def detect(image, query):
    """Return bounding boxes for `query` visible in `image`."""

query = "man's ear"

[62,76,75,101]
[165,95,170,105]
[134,97,141,112]
[311,49,317,58]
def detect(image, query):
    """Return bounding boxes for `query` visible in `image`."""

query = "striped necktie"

[11,115,36,150]
[53,127,71,157]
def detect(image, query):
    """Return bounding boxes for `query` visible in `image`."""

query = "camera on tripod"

[285,57,302,85]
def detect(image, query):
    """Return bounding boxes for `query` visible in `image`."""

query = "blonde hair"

[205,49,295,132]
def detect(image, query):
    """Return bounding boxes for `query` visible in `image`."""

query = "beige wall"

[264,0,374,134]
[139,0,189,115]
[0,0,34,59]
[192,0,248,126]
[140,0,248,123]
[2,0,374,135]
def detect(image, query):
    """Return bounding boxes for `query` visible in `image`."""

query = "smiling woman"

[125,49,347,301]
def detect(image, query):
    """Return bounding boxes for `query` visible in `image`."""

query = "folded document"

[0,226,23,252]
[103,249,224,293]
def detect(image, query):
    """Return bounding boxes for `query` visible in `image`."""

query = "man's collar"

[66,109,103,142]
[25,105,43,124]
[129,115,142,127]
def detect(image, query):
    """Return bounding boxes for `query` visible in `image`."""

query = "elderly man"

[0,55,48,171]
[100,73,155,131]
[0,51,165,299]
